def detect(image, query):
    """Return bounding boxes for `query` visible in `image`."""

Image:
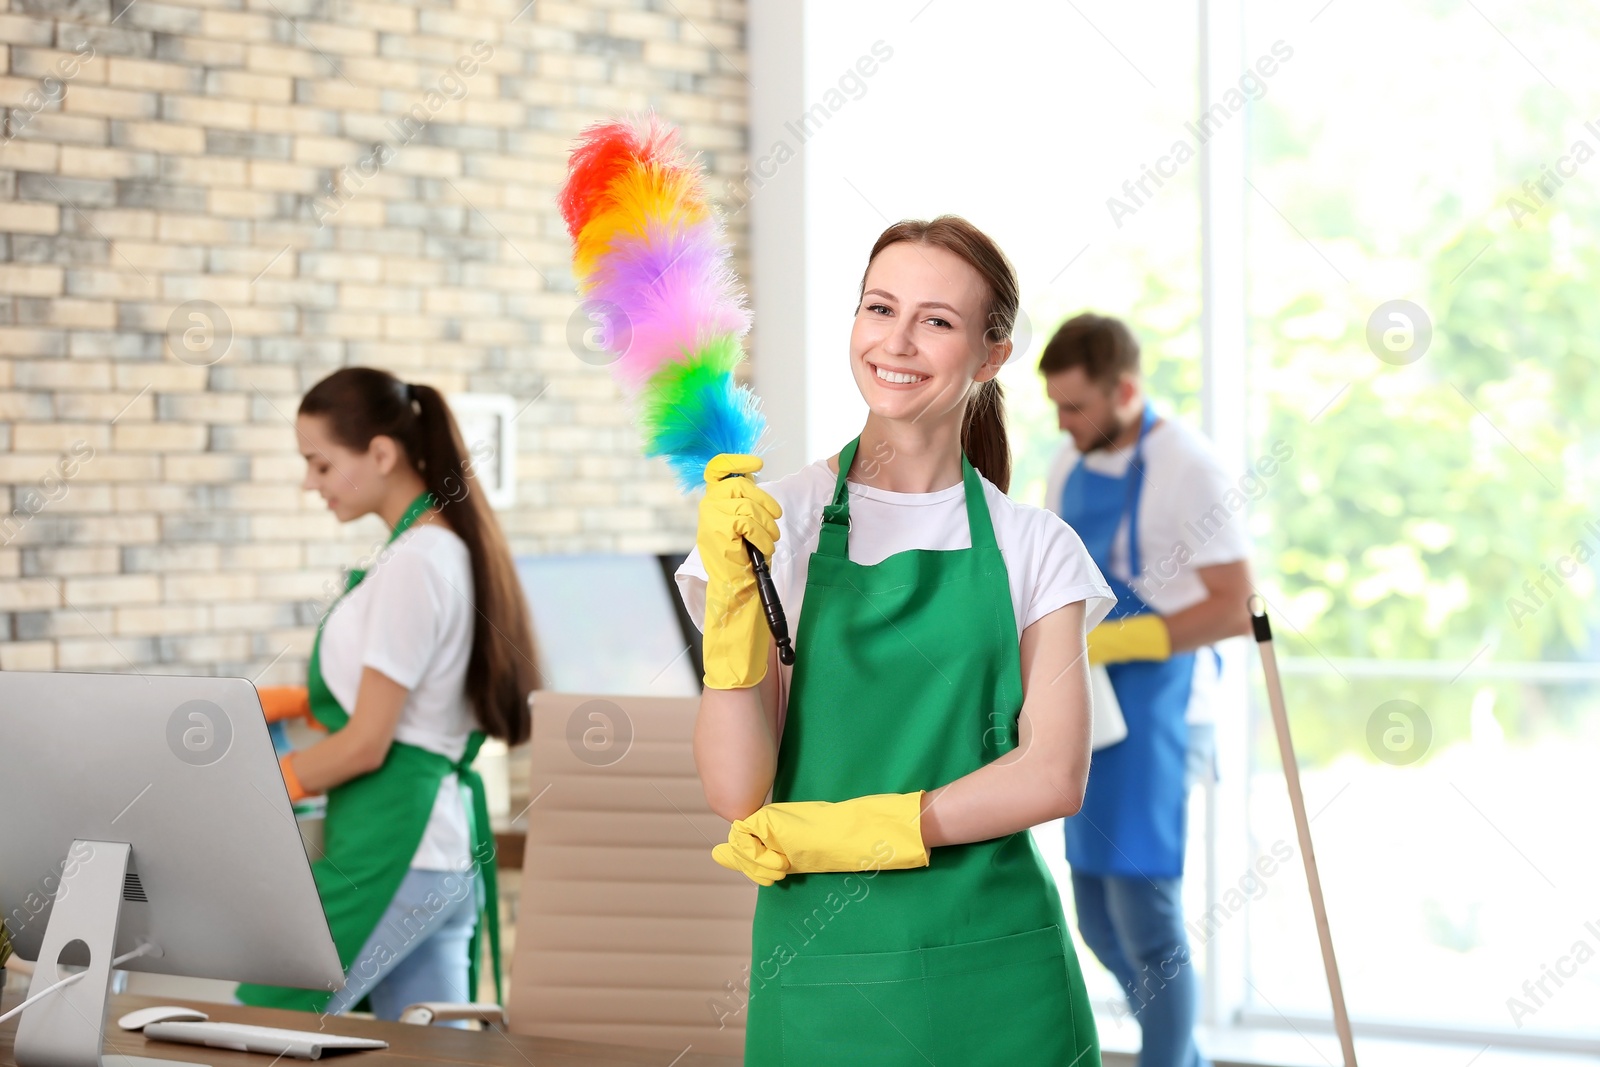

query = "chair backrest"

[507,692,756,1056]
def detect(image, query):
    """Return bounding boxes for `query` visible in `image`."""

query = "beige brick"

[69,515,160,543]
[161,155,249,186]
[112,119,206,153]
[208,188,278,217]
[341,0,417,33]
[13,423,110,451]
[247,159,320,193]
[0,16,54,48]
[62,85,159,120]
[78,454,161,482]
[112,423,207,451]
[14,111,108,145]
[160,454,252,482]
[166,573,254,600]
[25,546,121,577]
[14,360,111,390]
[0,201,61,234]
[60,144,158,180]
[113,484,197,510]
[157,393,248,422]
[298,23,376,56]
[294,79,381,111]
[161,93,253,130]
[157,214,239,243]
[112,362,204,394]
[1,139,61,172]
[0,642,56,671]
[116,604,210,635]
[55,392,150,420]
[253,102,339,135]
[0,264,63,297]
[200,10,278,42]
[0,331,65,361]
[204,68,292,102]
[56,637,153,670]
[0,579,62,611]
[74,208,157,239]
[50,299,117,329]
[105,56,205,93]
[64,269,156,301]
[222,543,303,570]
[64,575,161,607]
[111,241,206,272]
[160,273,251,303]
[245,45,325,80]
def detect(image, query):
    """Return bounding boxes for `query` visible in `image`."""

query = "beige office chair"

[497,691,756,1055]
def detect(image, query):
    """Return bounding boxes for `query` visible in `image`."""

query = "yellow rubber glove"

[697,453,782,690]
[1086,614,1172,666]
[713,792,929,883]
[710,832,790,887]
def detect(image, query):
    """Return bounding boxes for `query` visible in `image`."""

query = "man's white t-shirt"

[1042,416,1253,724]
[318,523,477,871]
[675,457,1116,674]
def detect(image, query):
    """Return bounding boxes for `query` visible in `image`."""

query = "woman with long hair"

[237,367,537,1020]
[678,216,1114,1064]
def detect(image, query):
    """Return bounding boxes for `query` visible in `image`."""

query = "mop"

[1251,596,1359,1066]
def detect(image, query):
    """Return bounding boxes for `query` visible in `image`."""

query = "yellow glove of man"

[697,454,782,690]
[1086,613,1172,666]
[713,792,929,885]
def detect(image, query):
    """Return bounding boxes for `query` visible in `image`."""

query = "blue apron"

[1058,403,1196,880]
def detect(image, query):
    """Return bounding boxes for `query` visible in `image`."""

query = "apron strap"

[818,437,860,559]
[1124,403,1158,579]
[455,732,503,1005]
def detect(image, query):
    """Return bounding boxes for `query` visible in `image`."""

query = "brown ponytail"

[858,215,1017,493]
[300,367,537,746]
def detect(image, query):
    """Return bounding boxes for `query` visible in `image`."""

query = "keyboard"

[141,1020,388,1059]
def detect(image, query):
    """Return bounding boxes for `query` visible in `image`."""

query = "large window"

[1241,0,1600,1042]
[794,0,1599,1050]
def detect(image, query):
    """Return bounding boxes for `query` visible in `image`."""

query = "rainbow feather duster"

[559,114,765,491]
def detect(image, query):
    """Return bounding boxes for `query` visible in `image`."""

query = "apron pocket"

[779,943,935,1067]
[923,925,1096,1065]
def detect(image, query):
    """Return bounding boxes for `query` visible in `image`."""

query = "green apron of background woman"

[237,492,502,1012]
[742,438,1100,1066]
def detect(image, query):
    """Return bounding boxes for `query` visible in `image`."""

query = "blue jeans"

[1070,723,1214,1067]
[326,867,480,1026]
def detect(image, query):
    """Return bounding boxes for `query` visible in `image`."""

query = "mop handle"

[1250,596,1358,1067]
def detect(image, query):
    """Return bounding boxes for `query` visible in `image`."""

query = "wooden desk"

[0,992,741,1067]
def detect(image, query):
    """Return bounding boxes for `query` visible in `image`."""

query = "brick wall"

[0,0,749,680]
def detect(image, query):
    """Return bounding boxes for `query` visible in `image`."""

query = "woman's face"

[297,414,402,523]
[849,241,1010,426]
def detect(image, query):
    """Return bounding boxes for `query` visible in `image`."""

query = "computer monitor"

[515,552,702,697]
[0,670,344,1067]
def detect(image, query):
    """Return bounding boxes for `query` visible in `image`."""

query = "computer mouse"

[116,1005,211,1030]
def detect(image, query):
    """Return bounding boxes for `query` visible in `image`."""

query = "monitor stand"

[14,840,203,1067]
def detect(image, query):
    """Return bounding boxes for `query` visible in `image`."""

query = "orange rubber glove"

[279,752,314,803]
[258,686,323,730]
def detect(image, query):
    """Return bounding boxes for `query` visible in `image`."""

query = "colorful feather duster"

[558,113,765,491]
[559,113,793,663]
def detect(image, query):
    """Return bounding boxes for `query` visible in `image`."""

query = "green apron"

[238,492,503,1012]
[743,438,1100,1066]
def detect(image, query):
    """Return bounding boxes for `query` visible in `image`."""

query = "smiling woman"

[677,215,1116,1066]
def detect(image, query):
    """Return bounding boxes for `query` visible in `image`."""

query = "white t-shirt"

[1042,416,1253,724]
[318,523,477,870]
[674,456,1116,681]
